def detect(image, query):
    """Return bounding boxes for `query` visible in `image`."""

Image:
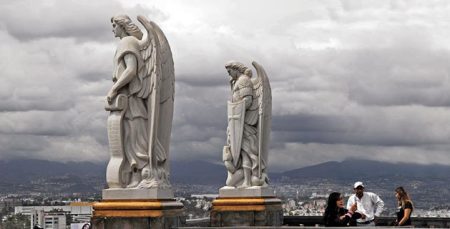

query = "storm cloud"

[0,0,449,171]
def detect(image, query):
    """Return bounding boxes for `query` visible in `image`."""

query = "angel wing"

[251,61,272,179]
[137,16,175,171]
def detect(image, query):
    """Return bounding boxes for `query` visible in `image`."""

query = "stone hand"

[106,89,117,104]
[224,161,236,173]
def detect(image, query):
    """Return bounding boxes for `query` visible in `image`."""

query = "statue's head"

[225,61,252,79]
[111,15,143,39]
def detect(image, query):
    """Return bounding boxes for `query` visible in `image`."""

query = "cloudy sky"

[1,0,450,172]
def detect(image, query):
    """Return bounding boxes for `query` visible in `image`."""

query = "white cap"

[353,181,364,189]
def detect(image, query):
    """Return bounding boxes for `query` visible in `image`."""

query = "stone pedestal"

[210,196,283,227]
[219,186,275,198]
[91,199,184,229]
[102,188,174,200]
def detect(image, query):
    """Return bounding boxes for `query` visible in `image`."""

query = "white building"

[30,209,66,229]
[70,223,91,229]
[15,202,92,229]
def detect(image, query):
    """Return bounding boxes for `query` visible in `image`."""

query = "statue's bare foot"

[248,186,262,189]
[127,171,141,188]
[136,178,161,189]
[221,186,235,190]
[141,166,151,180]
[237,184,250,189]
[126,181,139,188]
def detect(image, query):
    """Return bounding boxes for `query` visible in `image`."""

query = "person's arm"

[398,202,413,226]
[398,208,412,226]
[373,193,384,217]
[337,212,353,226]
[326,211,354,226]
[346,195,354,210]
[107,53,137,103]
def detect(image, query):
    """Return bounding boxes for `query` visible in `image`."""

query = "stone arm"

[223,146,236,173]
[107,54,138,103]
[235,75,253,109]
[243,95,252,109]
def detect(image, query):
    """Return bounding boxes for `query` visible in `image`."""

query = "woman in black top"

[323,192,361,227]
[394,186,413,226]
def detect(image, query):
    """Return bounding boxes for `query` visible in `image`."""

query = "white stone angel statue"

[223,61,272,188]
[105,15,174,189]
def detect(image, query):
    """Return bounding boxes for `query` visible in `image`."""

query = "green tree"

[1,213,30,229]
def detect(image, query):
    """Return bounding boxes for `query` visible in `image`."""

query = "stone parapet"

[91,199,184,229]
[210,197,283,227]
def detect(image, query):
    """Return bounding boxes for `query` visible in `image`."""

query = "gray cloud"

[0,0,167,42]
[268,142,450,171]
[1,0,450,172]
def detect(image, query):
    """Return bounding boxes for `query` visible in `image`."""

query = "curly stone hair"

[111,15,143,39]
[225,61,252,77]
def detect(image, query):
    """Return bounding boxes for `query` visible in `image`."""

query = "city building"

[15,202,93,229]
[31,209,66,229]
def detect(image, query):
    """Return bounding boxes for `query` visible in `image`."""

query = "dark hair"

[323,192,342,223]
[327,192,341,209]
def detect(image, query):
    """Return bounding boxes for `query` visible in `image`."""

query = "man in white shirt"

[347,181,384,226]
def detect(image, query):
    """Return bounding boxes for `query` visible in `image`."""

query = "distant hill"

[0,159,106,184]
[0,159,226,185]
[0,159,449,187]
[278,159,450,181]
[171,160,226,185]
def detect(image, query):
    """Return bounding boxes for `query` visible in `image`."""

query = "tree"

[1,213,30,229]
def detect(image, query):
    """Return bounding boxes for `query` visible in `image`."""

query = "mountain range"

[1,158,449,186]
[277,159,450,180]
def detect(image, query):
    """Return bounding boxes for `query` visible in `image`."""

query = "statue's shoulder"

[236,75,253,89]
[119,36,140,46]
[116,36,140,58]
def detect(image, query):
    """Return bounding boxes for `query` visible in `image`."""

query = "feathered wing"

[136,17,156,100]
[252,61,272,179]
[137,16,175,177]
[149,20,175,175]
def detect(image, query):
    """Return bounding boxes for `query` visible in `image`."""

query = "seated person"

[324,192,361,227]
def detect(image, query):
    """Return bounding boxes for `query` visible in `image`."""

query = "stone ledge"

[210,197,283,226]
[93,199,183,218]
[212,197,282,212]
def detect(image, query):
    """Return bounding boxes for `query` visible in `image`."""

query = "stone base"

[91,199,184,229]
[102,188,174,200]
[219,186,275,198]
[210,197,283,227]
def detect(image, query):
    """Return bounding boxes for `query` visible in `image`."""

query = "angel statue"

[222,61,272,189]
[104,15,175,190]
